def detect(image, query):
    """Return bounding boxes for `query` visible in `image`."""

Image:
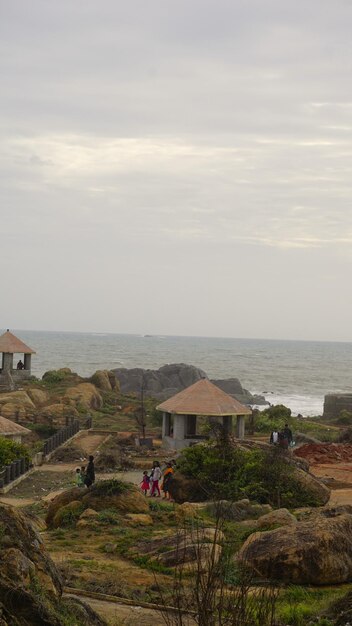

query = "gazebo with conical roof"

[0,330,36,390]
[157,378,251,450]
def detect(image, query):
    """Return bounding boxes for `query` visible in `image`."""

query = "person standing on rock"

[84,455,95,487]
[150,461,162,497]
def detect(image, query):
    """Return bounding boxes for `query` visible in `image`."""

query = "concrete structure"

[157,378,251,450]
[0,330,36,391]
[0,415,31,443]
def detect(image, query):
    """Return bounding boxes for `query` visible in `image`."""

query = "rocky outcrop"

[64,383,103,410]
[324,393,352,419]
[46,481,148,528]
[112,363,266,404]
[0,504,106,625]
[90,370,118,392]
[238,510,352,585]
[27,388,49,407]
[0,391,35,410]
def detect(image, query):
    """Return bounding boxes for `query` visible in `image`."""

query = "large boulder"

[238,511,352,585]
[1,402,27,419]
[41,403,79,423]
[168,473,208,504]
[0,391,35,410]
[0,504,61,596]
[112,363,264,404]
[46,481,148,528]
[27,388,49,407]
[291,466,330,505]
[256,508,297,529]
[90,370,113,392]
[64,383,103,410]
[0,506,107,626]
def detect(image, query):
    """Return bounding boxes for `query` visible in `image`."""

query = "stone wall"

[323,393,352,419]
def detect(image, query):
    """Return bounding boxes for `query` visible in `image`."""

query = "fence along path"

[0,416,92,491]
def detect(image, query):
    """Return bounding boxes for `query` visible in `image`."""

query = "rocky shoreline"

[112,362,268,405]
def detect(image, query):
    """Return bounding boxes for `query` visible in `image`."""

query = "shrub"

[0,437,30,468]
[90,479,129,497]
[261,404,292,420]
[177,440,319,507]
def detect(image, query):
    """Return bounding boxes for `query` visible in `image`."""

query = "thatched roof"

[0,415,31,436]
[0,330,35,354]
[157,378,251,416]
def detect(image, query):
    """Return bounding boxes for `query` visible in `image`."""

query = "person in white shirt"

[150,461,162,497]
[270,430,279,445]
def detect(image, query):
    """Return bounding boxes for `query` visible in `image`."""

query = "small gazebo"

[157,378,251,450]
[0,330,36,390]
[0,415,30,443]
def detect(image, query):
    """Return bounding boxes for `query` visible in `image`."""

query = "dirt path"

[64,591,194,626]
[311,462,352,506]
[74,431,109,456]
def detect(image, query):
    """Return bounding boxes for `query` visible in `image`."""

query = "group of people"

[141,459,176,500]
[270,423,294,449]
[75,455,95,488]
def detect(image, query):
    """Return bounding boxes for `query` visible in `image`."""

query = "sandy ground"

[311,462,352,506]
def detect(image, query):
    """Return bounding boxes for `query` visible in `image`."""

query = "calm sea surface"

[8,330,352,416]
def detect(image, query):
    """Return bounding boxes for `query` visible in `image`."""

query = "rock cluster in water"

[112,362,267,404]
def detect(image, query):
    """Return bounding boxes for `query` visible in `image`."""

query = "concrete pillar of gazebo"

[236,415,245,439]
[222,415,233,434]
[162,412,171,438]
[24,354,32,371]
[2,353,13,372]
[173,414,186,441]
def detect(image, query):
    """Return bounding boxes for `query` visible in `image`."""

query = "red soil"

[295,443,352,465]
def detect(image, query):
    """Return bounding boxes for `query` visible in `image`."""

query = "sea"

[8,330,352,417]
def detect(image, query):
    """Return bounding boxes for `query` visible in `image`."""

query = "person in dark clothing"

[16,360,24,370]
[283,424,293,445]
[84,455,95,487]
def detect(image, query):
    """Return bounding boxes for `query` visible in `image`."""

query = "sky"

[1,0,352,341]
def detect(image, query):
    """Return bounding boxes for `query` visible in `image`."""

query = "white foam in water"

[262,394,323,417]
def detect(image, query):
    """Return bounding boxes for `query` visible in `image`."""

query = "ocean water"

[8,330,352,416]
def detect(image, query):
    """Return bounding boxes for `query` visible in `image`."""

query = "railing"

[43,419,80,457]
[0,457,30,489]
[0,415,93,491]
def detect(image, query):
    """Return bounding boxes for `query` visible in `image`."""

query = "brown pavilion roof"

[0,330,35,354]
[0,415,31,436]
[157,378,251,416]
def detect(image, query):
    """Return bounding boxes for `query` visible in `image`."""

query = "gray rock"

[112,363,266,405]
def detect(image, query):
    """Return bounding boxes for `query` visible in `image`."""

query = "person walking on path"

[270,430,279,445]
[150,461,162,497]
[283,424,293,447]
[161,462,174,500]
[140,470,151,496]
[84,455,95,487]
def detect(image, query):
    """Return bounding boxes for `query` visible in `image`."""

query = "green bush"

[90,479,129,497]
[177,440,319,507]
[42,370,68,384]
[0,437,30,468]
[26,423,57,439]
[262,404,292,420]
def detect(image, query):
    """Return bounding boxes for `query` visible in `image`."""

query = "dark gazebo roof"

[157,378,251,416]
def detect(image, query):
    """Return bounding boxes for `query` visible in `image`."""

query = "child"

[140,471,150,496]
[161,462,174,500]
[75,467,85,487]
[150,461,162,497]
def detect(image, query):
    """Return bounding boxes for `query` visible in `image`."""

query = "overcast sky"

[1,0,352,341]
